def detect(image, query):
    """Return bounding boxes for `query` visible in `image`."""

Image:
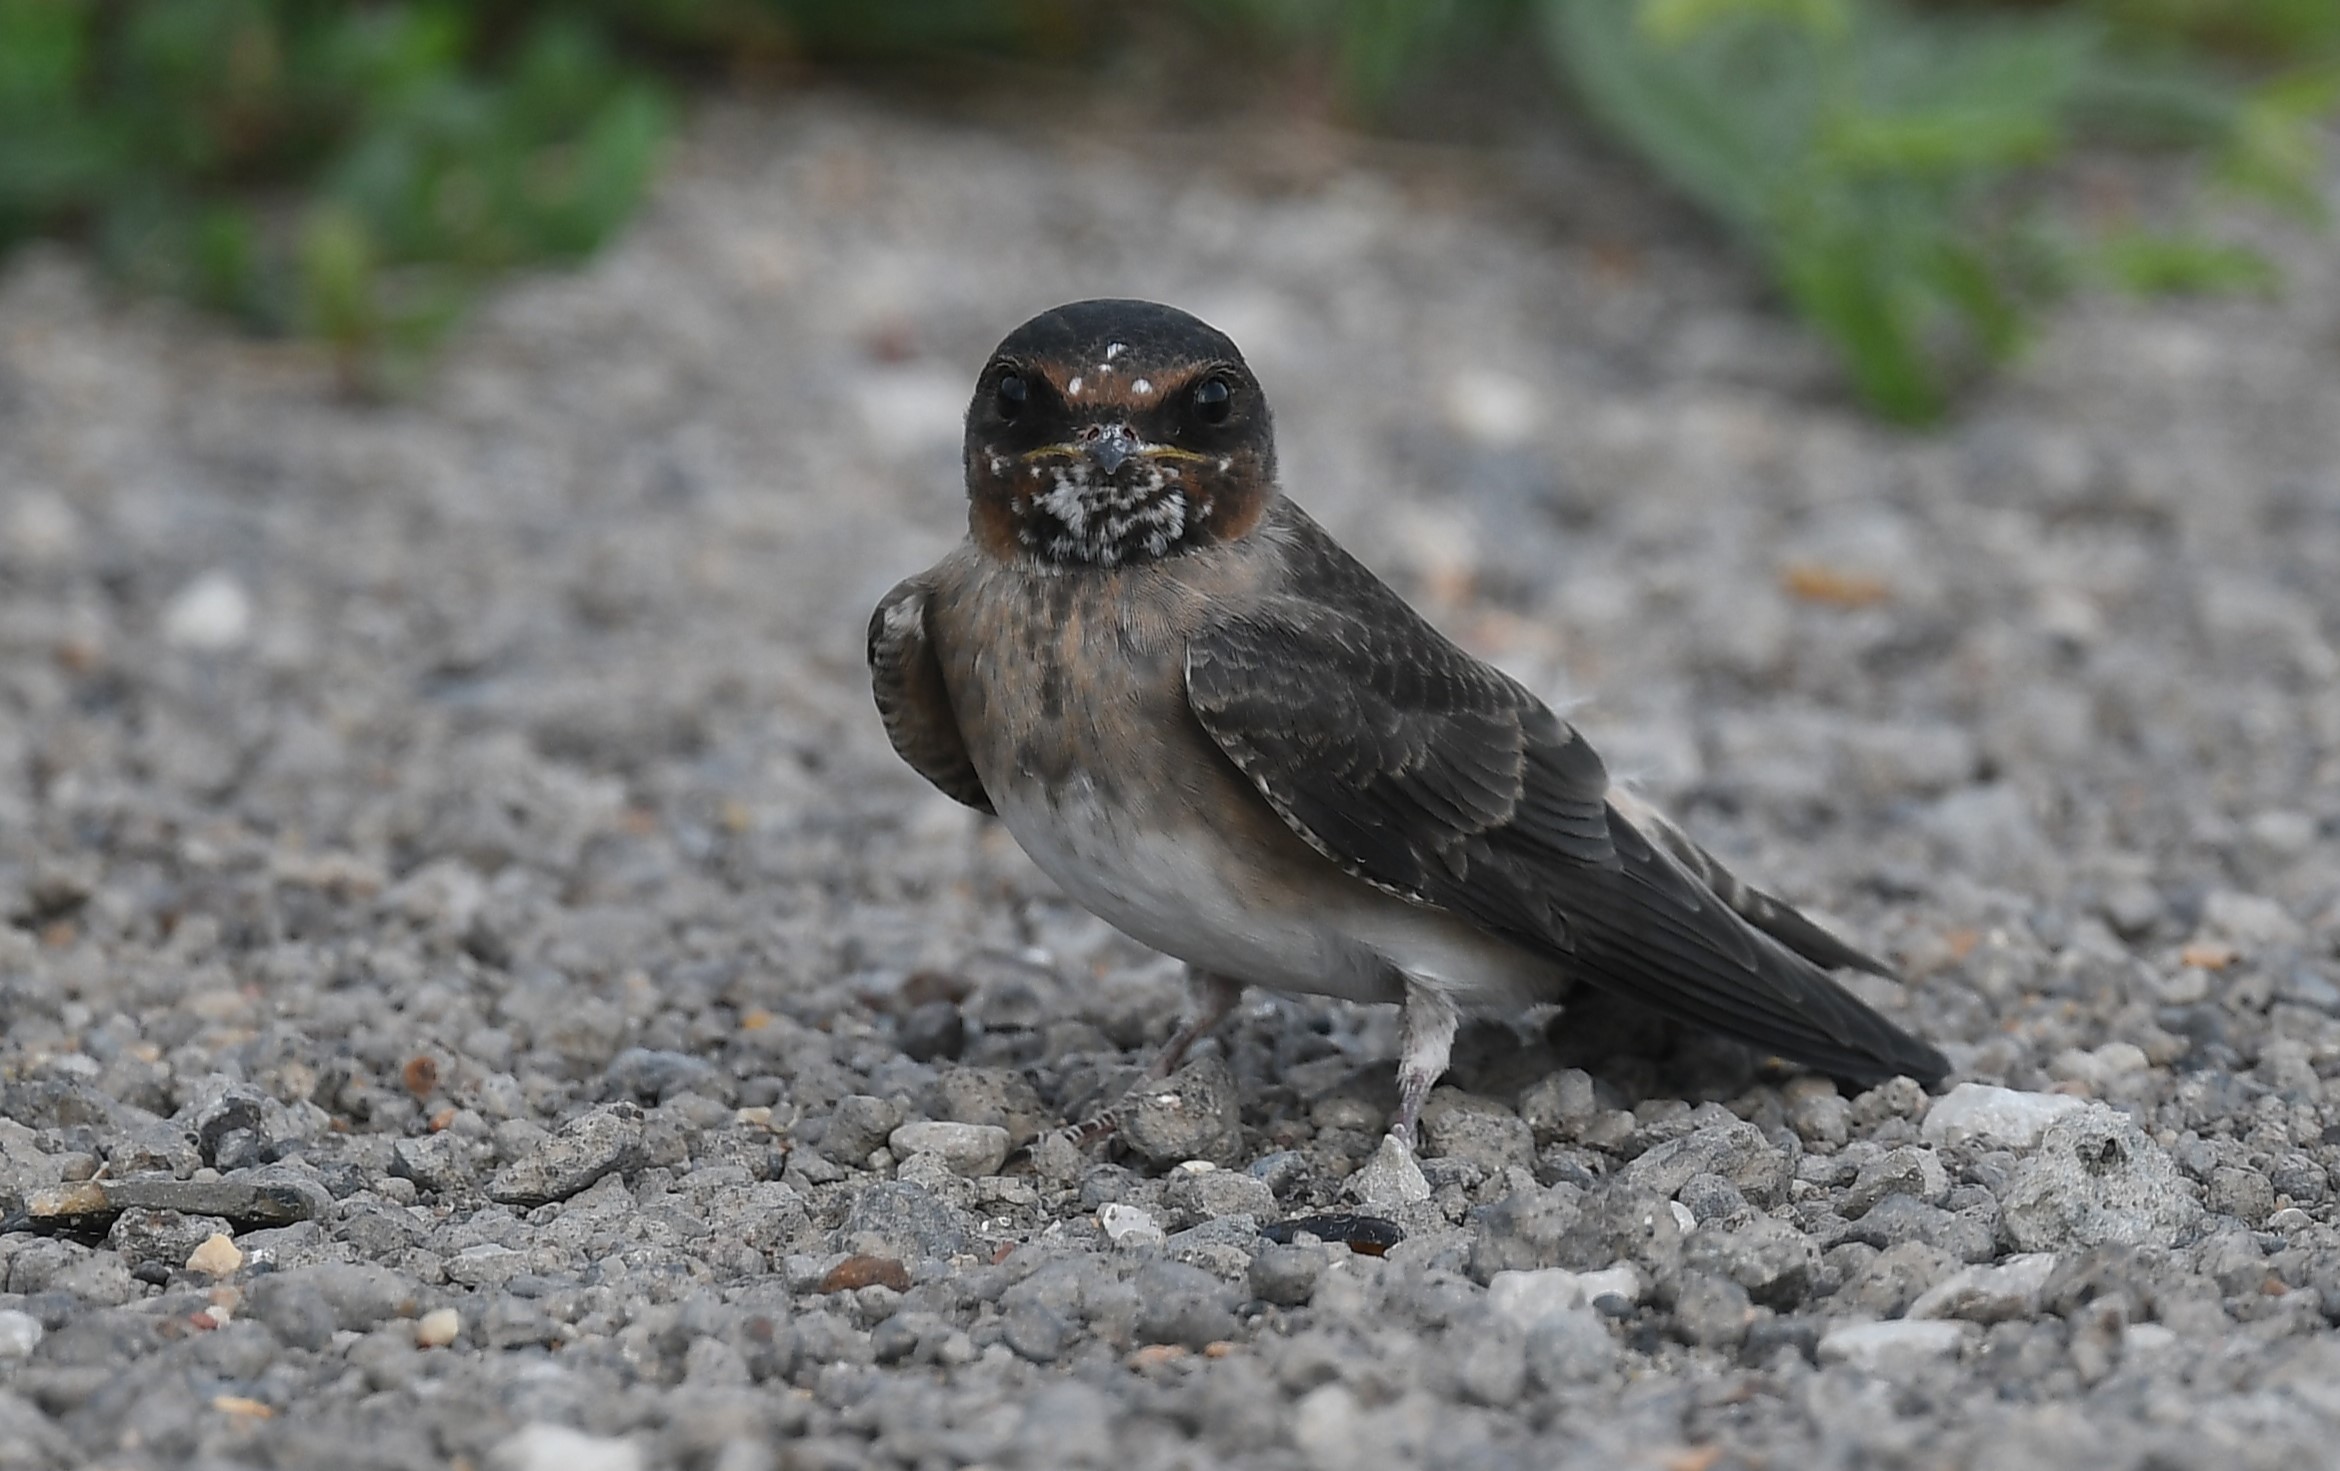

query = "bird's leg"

[1389,982,1459,1150]
[1050,971,1246,1150]
[1143,971,1246,1081]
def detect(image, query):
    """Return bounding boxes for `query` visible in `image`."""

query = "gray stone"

[1121,1057,1244,1168]
[1999,1105,2203,1251]
[391,1132,482,1195]
[1131,1260,1238,1348]
[1835,1242,1959,1318]
[1452,1322,1527,1406]
[1524,1308,1618,1387]
[834,1181,975,1260]
[1676,1172,1754,1229]
[106,1207,232,1273]
[1419,1091,1535,1173]
[488,1103,646,1206]
[1517,1069,1599,1145]
[1347,1133,1431,1210]
[1001,1303,1067,1363]
[887,1121,1009,1178]
[1817,1319,1974,1375]
[1250,1243,1328,1306]
[1672,1271,1756,1350]
[824,1095,904,1164]
[1683,1218,1821,1310]
[1842,1146,1952,1218]
[1163,1163,1277,1226]
[2206,1165,2275,1225]
[1618,1119,1787,1208]
[930,1068,1049,1148]
[1921,1084,2086,1151]
[1907,1253,2057,1324]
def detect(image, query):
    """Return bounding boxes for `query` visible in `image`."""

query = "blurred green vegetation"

[0,0,2331,414]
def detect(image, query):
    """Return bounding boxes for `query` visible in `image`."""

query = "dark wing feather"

[1185,509,1945,1086]
[868,577,993,814]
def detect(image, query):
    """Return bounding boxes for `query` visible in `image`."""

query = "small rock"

[1999,1105,2203,1251]
[185,1232,243,1278]
[1250,1244,1328,1306]
[161,571,254,652]
[488,1104,645,1207]
[1121,1058,1244,1168]
[1682,1218,1821,1310]
[835,1182,975,1259]
[1486,1264,1642,1327]
[414,1307,462,1348]
[1419,1092,1535,1173]
[887,1121,1009,1178]
[1346,1134,1431,1210]
[1817,1319,1973,1375]
[1099,1202,1165,1250]
[824,1095,904,1164]
[1843,1146,1952,1218]
[1672,1272,1756,1350]
[108,1207,232,1274]
[1164,1163,1277,1225]
[0,1310,42,1360]
[1001,1304,1067,1363]
[929,1068,1049,1147]
[493,1423,643,1471]
[391,1133,480,1195]
[1920,1084,2086,1151]
[1618,1119,1787,1207]
[1907,1253,2057,1324]
[1524,1309,1617,1387]
[1518,1069,1599,1145]
[1131,1260,1238,1348]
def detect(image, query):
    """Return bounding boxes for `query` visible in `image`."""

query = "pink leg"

[1389,983,1458,1149]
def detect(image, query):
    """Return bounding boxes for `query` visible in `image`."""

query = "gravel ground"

[1,93,2338,1470]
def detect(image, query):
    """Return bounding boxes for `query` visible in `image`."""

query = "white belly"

[995,776,1558,1013]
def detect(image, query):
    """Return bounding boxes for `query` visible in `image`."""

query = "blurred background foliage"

[0,0,2331,416]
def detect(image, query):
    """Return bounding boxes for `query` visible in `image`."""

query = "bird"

[869,298,1949,1149]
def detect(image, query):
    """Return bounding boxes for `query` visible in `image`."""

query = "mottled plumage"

[869,299,1948,1144]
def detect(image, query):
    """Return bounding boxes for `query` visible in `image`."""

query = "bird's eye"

[1192,376,1232,425]
[994,372,1028,421]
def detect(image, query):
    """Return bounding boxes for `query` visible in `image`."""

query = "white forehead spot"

[1217,457,1231,472]
[1066,375,1083,397]
[1131,378,1154,396]
[988,455,1008,474]
[1105,342,1125,360]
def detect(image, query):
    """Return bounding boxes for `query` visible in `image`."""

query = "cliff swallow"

[871,299,1948,1147]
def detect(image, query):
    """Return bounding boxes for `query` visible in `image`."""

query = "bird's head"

[963,299,1277,570]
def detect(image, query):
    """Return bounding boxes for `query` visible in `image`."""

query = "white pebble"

[1818,1319,1974,1375]
[1098,1202,1164,1249]
[162,571,254,651]
[492,1424,642,1471]
[1920,1083,2085,1151]
[415,1307,461,1348]
[1487,1264,1643,1328]
[0,1310,42,1360]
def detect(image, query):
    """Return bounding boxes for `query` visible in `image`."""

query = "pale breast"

[926,547,1562,1013]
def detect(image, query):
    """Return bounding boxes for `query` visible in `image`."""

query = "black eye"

[994,372,1028,421]
[1192,376,1232,425]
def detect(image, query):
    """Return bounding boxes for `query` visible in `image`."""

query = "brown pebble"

[819,1254,911,1293]
[402,1055,439,1097]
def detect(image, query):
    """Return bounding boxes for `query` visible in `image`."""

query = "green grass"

[0,0,2330,414]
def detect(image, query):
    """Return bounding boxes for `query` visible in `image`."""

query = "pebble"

[1919,1084,2086,1151]
[185,1232,243,1278]
[1817,1320,1975,1375]
[161,571,254,651]
[887,1121,1010,1178]
[1999,1105,2203,1251]
[1907,1254,2057,1323]
[1099,1202,1166,1249]
[1347,1134,1433,1209]
[493,1424,643,1471]
[0,1311,42,1360]
[1486,1264,1642,1327]
[1618,1119,1788,1207]
[487,1104,645,1206]
[1121,1058,1245,1168]
[414,1307,462,1348]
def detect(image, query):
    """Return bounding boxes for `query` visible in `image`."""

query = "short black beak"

[1085,424,1137,477]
